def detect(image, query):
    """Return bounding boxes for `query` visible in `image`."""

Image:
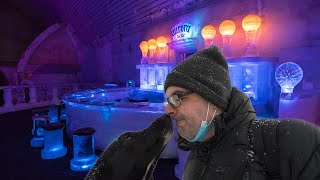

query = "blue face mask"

[188,102,217,142]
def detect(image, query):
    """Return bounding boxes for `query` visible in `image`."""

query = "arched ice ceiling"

[7,0,213,44]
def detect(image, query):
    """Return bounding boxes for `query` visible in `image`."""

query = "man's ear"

[215,105,223,115]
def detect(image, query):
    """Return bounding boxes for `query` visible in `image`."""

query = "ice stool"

[70,127,98,171]
[41,122,67,159]
[30,115,50,147]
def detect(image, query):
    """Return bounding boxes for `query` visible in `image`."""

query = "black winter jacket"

[177,87,320,180]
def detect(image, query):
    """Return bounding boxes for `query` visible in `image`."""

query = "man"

[164,46,320,180]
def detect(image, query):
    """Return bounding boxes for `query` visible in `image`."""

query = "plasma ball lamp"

[275,62,303,94]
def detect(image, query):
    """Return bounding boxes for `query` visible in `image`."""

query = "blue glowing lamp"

[70,127,97,171]
[275,62,303,93]
[126,80,135,89]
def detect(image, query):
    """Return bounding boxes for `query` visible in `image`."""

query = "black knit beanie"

[164,46,232,111]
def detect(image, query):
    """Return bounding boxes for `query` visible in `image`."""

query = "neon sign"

[171,23,193,41]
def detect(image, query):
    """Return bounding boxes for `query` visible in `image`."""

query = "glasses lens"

[168,95,180,108]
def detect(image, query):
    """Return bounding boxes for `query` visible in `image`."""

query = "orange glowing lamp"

[201,25,216,40]
[242,14,261,32]
[219,20,236,36]
[201,25,216,48]
[156,36,168,63]
[139,41,148,53]
[156,36,167,48]
[219,20,236,58]
[139,41,149,64]
[147,39,158,50]
[147,39,157,62]
[242,14,261,57]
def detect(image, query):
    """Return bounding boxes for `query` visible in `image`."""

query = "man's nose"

[165,103,176,116]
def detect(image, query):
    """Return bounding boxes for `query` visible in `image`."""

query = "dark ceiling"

[7,0,213,44]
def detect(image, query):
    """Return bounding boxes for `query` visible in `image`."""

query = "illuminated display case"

[228,57,276,116]
[136,64,174,91]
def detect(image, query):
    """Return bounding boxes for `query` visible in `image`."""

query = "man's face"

[165,86,216,141]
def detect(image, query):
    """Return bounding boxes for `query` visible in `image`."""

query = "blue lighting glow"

[126,80,136,89]
[228,60,272,102]
[104,83,118,88]
[48,106,58,123]
[275,62,303,93]
[241,65,258,99]
[228,57,275,116]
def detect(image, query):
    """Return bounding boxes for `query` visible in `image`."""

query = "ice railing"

[0,83,105,114]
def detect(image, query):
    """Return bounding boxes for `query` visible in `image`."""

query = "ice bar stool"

[41,123,67,159]
[30,115,50,147]
[70,127,98,171]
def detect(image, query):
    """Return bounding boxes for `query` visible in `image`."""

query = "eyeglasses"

[165,91,193,108]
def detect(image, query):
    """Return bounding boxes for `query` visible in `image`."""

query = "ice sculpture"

[275,62,303,94]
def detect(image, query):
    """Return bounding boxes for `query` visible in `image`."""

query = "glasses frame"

[166,91,193,108]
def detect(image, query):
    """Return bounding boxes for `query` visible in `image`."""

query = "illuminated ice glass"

[70,127,97,171]
[41,123,67,159]
[275,62,303,93]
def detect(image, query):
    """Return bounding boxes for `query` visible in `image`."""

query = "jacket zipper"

[200,125,227,179]
[200,147,211,180]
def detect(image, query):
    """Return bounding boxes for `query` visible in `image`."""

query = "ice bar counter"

[62,87,178,158]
